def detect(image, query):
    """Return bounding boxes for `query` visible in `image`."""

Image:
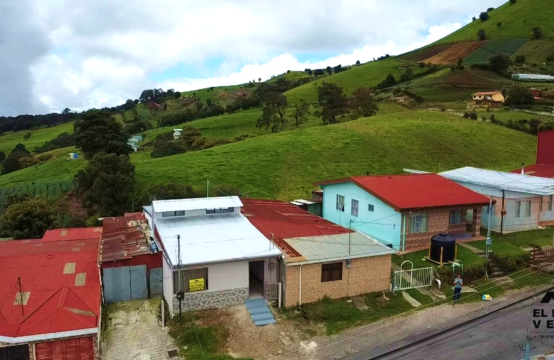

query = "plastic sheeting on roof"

[155,212,281,266]
[152,196,242,213]
[440,167,554,195]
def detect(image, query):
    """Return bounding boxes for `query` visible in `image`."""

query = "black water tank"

[430,233,456,263]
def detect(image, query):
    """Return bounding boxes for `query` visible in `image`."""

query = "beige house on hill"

[469,90,505,109]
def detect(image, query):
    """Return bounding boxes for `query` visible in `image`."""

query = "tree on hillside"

[509,0,516,4]
[293,100,310,128]
[75,153,136,216]
[0,198,57,239]
[1,144,32,175]
[307,69,313,76]
[317,82,347,125]
[256,92,288,133]
[174,92,182,99]
[479,12,489,22]
[0,151,5,163]
[377,74,397,89]
[487,7,494,12]
[532,26,543,39]
[457,57,464,69]
[314,69,324,77]
[351,87,379,119]
[11,143,30,155]
[478,29,487,41]
[74,111,131,159]
[472,16,476,21]
[23,132,31,140]
[356,60,361,65]
[333,64,342,74]
[326,66,333,75]
[258,78,262,82]
[400,68,414,82]
[489,54,510,73]
[504,85,535,106]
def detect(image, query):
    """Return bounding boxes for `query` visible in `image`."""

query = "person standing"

[453,274,463,302]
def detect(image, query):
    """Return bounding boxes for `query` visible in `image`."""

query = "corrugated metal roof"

[100,213,153,263]
[315,174,491,211]
[155,212,281,266]
[152,196,242,213]
[441,167,554,195]
[0,235,100,338]
[242,199,352,258]
[42,228,102,242]
[285,233,394,265]
[517,164,554,179]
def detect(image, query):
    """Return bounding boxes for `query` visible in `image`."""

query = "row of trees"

[303,64,350,77]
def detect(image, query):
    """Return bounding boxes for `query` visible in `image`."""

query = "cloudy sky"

[0,0,506,117]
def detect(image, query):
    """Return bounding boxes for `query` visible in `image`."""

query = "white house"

[150,196,282,315]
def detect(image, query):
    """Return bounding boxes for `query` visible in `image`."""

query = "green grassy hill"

[0,122,74,155]
[436,0,554,43]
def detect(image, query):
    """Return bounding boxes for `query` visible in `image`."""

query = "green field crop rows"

[463,39,526,64]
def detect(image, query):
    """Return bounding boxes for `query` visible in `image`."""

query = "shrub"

[489,54,509,73]
[490,114,496,122]
[34,132,76,154]
[510,0,516,3]
[478,29,487,41]
[504,85,534,106]
[497,22,502,28]
[150,139,186,158]
[463,112,470,119]
[393,87,402,95]
[470,112,478,120]
[515,55,526,64]
[418,62,425,68]
[23,133,32,140]
[546,53,554,62]
[479,12,489,22]
[532,26,543,39]
[487,7,494,12]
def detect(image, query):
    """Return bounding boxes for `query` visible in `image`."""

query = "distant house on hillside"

[393,95,412,103]
[314,174,491,252]
[468,90,504,109]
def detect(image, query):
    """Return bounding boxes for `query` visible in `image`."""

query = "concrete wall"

[321,182,402,249]
[540,195,554,223]
[172,260,249,313]
[283,255,392,307]
[163,256,174,315]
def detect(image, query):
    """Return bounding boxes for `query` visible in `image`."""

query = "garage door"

[103,265,148,303]
[35,337,94,360]
[0,345,29,360]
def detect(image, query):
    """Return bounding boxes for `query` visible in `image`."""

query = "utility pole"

[177,235,182,327]
[485,197,493,279]
[349,220,353,255]
[523,336,532,360]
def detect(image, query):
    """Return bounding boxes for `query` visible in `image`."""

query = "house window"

[206,207,234,214]
[410,212,429,234]
[163,211,185,217]
[449,210,462,225]
[336,195,345,212]
[515,201,521,218]
[174,268,208,293]
[368,204,374,212]
[351,199,359,217]
[175,211,185,216]
[549,196,553,211]
[321,262,343,282]
[525,201,532,217]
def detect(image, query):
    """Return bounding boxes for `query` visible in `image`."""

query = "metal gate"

[393,261,434,291]
[103,265,148,303]
[35,337,93,360]
[0,345,29,360]
[149,268,163,295]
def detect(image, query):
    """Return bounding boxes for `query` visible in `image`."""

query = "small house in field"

[441,167,554,233]
[469,90,504,108]
[314,174,491,252]
[242,199,394,307]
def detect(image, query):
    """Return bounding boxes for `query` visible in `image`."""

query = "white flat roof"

[440,167,554,196]
[285,232,394,265]
[152,196,242,213]
[155,212,281,266]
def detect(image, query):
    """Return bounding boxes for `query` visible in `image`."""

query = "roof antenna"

[521,162,525,175]
[17,277,24,316]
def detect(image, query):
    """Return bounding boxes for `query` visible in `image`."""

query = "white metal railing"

[393,261,434,291]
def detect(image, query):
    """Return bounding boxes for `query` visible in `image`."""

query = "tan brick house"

[242,199,394,307]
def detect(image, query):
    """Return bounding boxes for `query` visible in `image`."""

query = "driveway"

[103,299,173,360]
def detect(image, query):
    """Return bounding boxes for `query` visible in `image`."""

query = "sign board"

[486,238,493,245]
[189,278,205,292]
[529,291,554,340]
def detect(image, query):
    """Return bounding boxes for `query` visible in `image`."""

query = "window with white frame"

[449,210,462,225]
[515,201,521,218]
[410,212,429,234]
[336,195,345,212]
[351,199,359,217]
[525,201,532,217]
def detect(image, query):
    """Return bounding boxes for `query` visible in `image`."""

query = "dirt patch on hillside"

[400,44,454,62]
[424,41,486,65]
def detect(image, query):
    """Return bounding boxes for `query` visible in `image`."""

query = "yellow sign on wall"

[189,278,205,292]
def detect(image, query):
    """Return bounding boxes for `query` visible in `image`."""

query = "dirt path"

[103,299,174,360]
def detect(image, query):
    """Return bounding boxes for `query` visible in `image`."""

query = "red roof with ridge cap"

[314,173,491,211]
[241,199,351,258]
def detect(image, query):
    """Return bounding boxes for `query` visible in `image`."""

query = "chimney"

[521,162,525,175]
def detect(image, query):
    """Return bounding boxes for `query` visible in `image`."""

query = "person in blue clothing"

[453,274,463,301]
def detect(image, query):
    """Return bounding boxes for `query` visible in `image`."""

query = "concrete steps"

[245,298,276,326]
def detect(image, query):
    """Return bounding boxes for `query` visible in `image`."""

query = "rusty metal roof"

[99,213,153,263]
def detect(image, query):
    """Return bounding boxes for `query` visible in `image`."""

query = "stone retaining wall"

[173,287,249,312]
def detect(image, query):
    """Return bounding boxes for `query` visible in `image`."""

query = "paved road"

[346,302,554,360]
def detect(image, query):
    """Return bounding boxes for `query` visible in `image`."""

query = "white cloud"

[2,0,507,115]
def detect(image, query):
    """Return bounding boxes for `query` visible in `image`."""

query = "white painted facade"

[163,256,174,312]
[181,261,249,293]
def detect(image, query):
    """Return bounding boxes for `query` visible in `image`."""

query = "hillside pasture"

[423,42,486,64]
[0,122,74,156]
[511,40,554,64]
[463,39,526,64]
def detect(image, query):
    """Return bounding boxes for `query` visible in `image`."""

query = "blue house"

[314,174,491,252]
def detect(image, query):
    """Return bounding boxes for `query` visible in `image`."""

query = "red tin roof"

[100,213,152,263]
[515,164,554,179]
[315,173,491,211]
[0,233,100,339]
[512,130,554,177]
[241,199,351,258]
[42,227,102,242]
